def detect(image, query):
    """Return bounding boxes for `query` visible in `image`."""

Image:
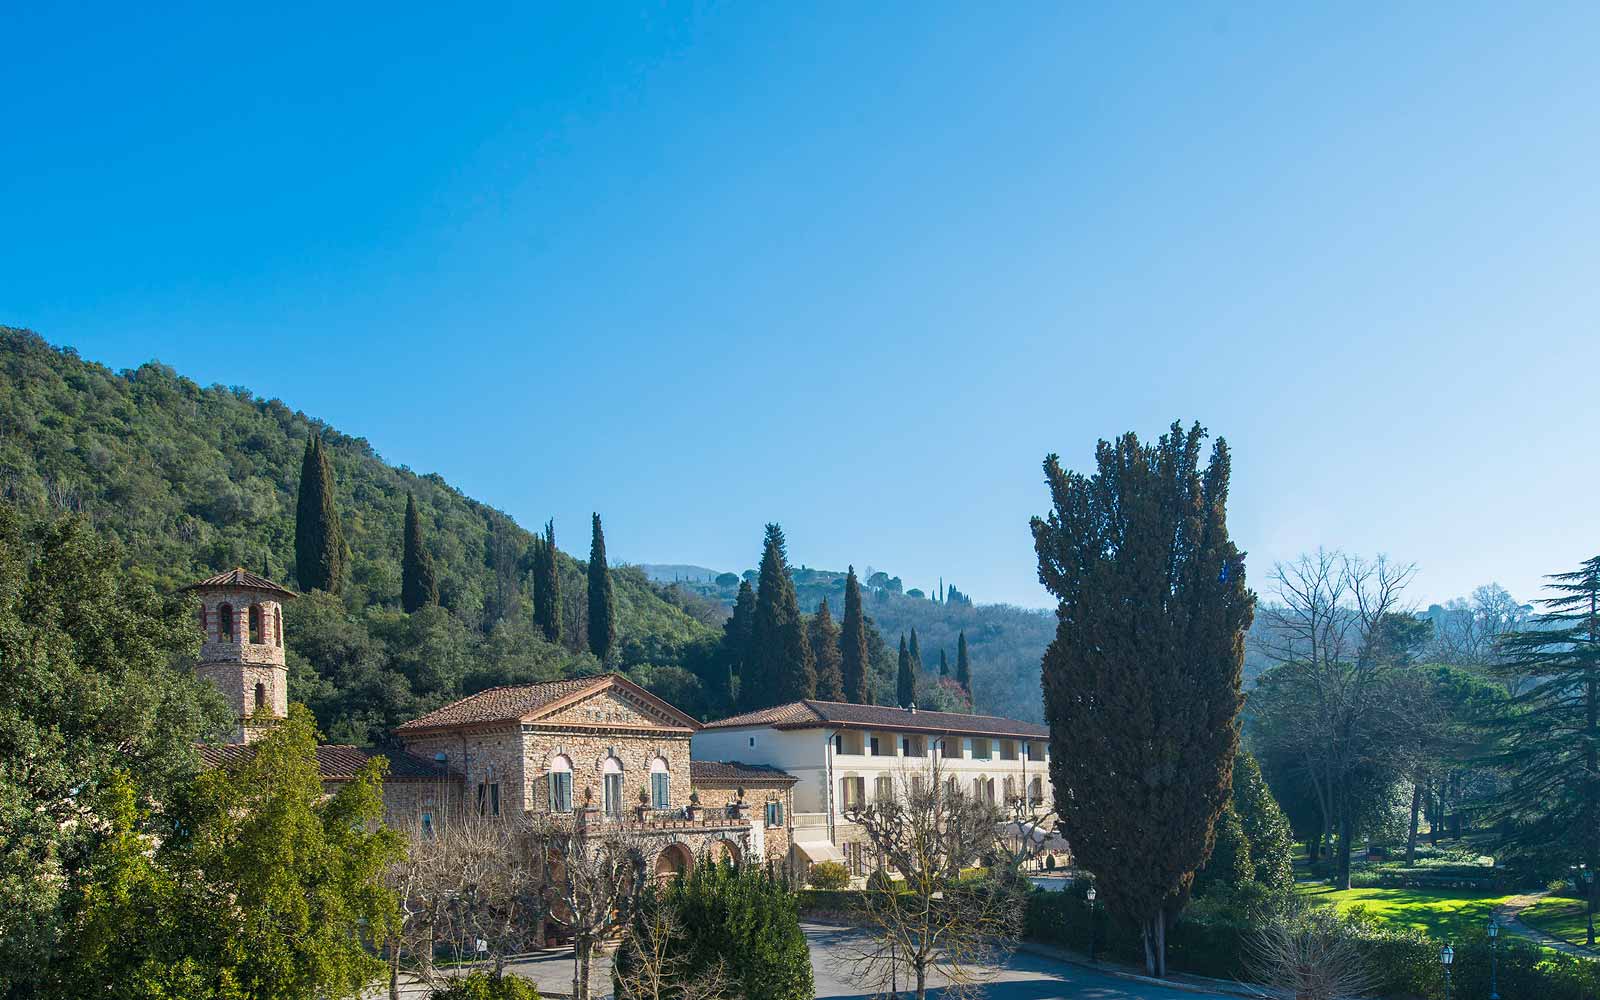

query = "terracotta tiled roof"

[180,568,298,599]
[394,673,701,733]
[198,743,449,781]
[702,700,1048,740]
[690,760,798,784]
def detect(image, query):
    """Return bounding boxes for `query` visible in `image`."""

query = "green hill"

[0,328,718,742]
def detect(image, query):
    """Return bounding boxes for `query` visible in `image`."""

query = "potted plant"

[685,790,701,821]
[636,786,651,821]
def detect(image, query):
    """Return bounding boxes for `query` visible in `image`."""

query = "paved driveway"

[393,922,1236,1000]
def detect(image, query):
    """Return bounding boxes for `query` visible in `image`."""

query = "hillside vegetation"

[0,328,718,742]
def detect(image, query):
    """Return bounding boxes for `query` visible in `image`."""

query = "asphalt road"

[390,922,1238,999]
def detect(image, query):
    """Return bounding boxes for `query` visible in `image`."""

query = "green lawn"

[1520,896,1593,949]
[1298,884,1517,941]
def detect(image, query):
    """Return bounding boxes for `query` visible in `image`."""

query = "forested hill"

[0,328,718,742]
[644,563,1057,723]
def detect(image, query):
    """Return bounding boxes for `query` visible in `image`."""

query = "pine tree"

[533,520,561,644]
[744,524,815,710]
[1497,554,1600,929]
[586,513,616,661]
[896,634,914,707]
[840,566,871,705]
[956,631,972,692]
[1031,422,1253,977]
[908,628,922,675]
[294,435,345,594]
[938,649,949,677]
[400,493,439,613]
[810,598,846,701]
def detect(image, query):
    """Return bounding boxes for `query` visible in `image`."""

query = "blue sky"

[4,3,1597,610]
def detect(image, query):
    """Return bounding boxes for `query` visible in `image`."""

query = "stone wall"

[691,782,794,865]
[521,728,693,818]
[398,726,527,816]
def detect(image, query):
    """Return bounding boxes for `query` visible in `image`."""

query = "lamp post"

[1085,885,1097,962]
[1439,943,1454,1000]
[1487,919,1499,1000]
[1585,867,1596,947]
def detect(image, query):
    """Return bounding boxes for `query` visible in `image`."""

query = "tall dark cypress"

[810,597,845,701]
[744,523,815,710]
[896,634,914,707]
[294,435,346,594]
[908,628,923,675]
[586,513,616,661]
[956,631,972,692]
[533,520,562,644]
[400,492,439,612]
[939,649,949,677]
[840,566,871,705]
[1031,421,1253,977]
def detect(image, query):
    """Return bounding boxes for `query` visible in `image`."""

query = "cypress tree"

[840,566,871,705]
[744,524,815,710]
[939,649,949,677]
[294,435,345,594]
[533,520,562,644]
[1031,422,1253,977]
[896,634,914,707]
[720,580,757,711]
[956,631,972,692]
[400,493,439,612]
[810,598,845,701]
[586,513,616,661]
[908,628,922,675]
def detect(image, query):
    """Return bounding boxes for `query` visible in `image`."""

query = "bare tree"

[834,757,1024,1000]
[1253,551,1418,889]
[1427,583,1530,676]
[540,816,651,1000]
[614,897,735,1000]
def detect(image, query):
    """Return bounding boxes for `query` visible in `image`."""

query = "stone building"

[186,569,797,876]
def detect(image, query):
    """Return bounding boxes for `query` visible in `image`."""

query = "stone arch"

[655,842,693,881]
[254,682,267,713]
[218,603,234,642]
[706,837,740,866]
[248,604,262,644]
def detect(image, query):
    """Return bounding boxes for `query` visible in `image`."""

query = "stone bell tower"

[182,568,297,744]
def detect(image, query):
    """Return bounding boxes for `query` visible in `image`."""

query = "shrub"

[430,972,541,1000]
[866,869,897,892]
[808,861,850,890]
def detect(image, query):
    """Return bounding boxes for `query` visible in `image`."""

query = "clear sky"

[4,3,1597,610]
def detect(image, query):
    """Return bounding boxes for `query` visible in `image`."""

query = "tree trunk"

[915,963,927,1000]
[1405,781,1424,865]
[389,939,401,1000]
[1336,814,1353,891]
[1141,919,1156,976]
[573,937,586,1000]
[1155,909,1167,978]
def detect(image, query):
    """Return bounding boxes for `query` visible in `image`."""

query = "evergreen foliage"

[1232,749,1295,892]
[1031,421,1254,976]
[810,597,846,701]
[908,628,922,675]
[744,524,815,709]
[896,634,914,707]
[401,492,440,613]
[840,566,871,705]
[715,580,756,713]
[1495,555,1600,875]
[939,648,948,677]
[0,508,230,995]
[587,513,616,661]
[295,434,347,594]
[614,862,813,1000]
[533,521,562,644]
[956,631,972,692]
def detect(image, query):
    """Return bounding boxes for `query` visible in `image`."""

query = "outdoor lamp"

[1487,919,1499,939]
[1439,944,1454,966]
[1086,886,1096,903]
[1586,869,1596,886]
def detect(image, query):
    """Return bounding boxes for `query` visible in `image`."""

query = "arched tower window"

[274,606,283,648]
[218,604,234,642]
[602,755,624,819]
[254,682,267,713]
[248,605,262,644]
[649,756,670,810]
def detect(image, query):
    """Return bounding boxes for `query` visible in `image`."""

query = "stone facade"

[186,574,293,744]
[690,780,794,866]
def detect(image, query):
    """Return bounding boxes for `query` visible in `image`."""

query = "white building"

[692,699,1053,877]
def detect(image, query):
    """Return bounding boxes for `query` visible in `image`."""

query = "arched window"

[603,756,624,819]
[1029,777,1043,806]
[274,607,283,648]
[218,604,234,642]
[649,756,670,810]
[547,754,573,813]
[254,682,267,713]
[248,605,262,644]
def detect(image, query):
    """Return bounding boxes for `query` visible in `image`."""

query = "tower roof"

[180,567,298,599]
